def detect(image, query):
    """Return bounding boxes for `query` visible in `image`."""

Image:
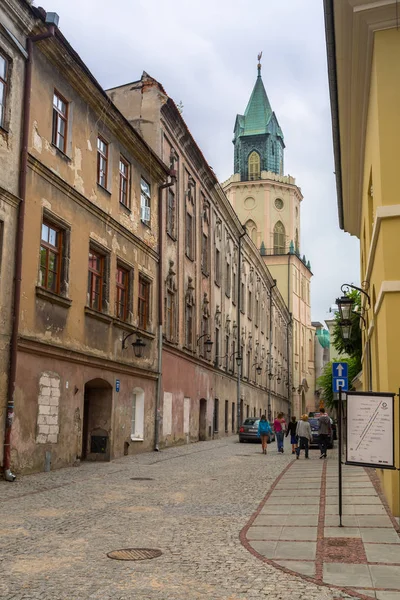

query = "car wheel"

[239,439,245,443]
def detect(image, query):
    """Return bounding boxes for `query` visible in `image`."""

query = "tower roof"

[243,69,273,135]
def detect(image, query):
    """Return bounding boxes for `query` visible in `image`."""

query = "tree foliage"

[317,357,360,411]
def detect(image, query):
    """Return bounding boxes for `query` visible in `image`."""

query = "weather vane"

[257,51,262,74]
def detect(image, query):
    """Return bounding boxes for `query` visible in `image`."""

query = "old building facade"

[223,60,315,419]
[1,2,169,475]
[109,73,292,444]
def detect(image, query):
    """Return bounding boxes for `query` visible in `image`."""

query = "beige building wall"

[5,7,168,474]
[223,173,315,419]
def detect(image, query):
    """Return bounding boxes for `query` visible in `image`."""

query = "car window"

[243,418,257,426]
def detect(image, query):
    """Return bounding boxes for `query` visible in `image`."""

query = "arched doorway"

[82,378,112,461]
[199,398,207,441]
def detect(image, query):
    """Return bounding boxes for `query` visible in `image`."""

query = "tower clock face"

[275,198,284,210]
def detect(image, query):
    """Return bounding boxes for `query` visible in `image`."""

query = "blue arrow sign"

[332,362,348,378]
[332,362,348,392]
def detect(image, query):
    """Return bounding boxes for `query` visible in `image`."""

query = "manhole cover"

[131,477,154,481]
[107,548,162,561]
[328,539,347,547]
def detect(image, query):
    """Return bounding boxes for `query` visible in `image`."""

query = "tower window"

[273,221,286,255]
[248,151,260,180]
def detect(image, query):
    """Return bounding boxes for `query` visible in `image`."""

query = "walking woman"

[258,415,272,455]
[286,416,298,455]
[273,412,286,453]
[296,414,312,459]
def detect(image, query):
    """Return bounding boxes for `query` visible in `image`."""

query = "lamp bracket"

[340,283,371,308]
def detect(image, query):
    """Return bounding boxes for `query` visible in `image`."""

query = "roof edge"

[323,0,344,231]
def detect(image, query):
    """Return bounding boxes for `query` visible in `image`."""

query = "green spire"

[233,55,285,179]
[243,63,272,136]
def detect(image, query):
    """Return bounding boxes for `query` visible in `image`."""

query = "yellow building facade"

[325,0,400,515]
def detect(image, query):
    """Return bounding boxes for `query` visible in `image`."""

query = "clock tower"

[223,57,316,418]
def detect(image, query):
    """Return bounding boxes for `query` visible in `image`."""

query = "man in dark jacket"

[318,409,331,459]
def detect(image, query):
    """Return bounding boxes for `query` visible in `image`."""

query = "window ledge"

[97,183,111,196]
[52,144,72,162]
[185,254,195,263]
[141,220,151,229]
[84,306,112,324]
[119,201,131,213]
[36,286,72,308]
[166,232,177,242]
[130,436,144,442]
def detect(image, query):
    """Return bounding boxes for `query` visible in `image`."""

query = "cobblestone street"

[0,438,377,600]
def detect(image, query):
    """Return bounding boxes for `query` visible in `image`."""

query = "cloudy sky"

[37,0,360,323]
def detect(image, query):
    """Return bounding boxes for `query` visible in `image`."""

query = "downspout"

[3,23,56,482]
[236,228,246,433]
[267,279,277,422]
[154,174,176,451]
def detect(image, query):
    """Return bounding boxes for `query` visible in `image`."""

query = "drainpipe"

[3,21,56,482]
[236,228,246,433]
[267,279,277,422]
[154,174,176,451]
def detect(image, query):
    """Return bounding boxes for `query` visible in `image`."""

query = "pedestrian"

[273,412,286,453]
[257,415,272,455]
[285,416,298,455]
[318,408,332,459]
[296,414,312,459]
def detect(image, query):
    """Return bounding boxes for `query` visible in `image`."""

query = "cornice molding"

[0,186,21,208]
[375,280,400,316]
[18,335,158,380]
[28,154,159,261]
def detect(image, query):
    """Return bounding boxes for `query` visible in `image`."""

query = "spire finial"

[257,51,262,76]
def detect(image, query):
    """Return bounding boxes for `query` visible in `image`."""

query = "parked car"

[308,417,334,449]
[239,418,276,443]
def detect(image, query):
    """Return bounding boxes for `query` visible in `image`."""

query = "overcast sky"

[37,0,360,323]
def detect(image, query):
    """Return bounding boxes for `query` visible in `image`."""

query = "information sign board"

[346,391,395,469]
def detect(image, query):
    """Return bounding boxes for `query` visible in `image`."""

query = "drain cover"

[131,477,153,481]
[107,548,162,561]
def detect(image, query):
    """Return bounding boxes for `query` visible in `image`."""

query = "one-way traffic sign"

[332,362,348,392]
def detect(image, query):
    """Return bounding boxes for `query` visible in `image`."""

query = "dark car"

[308,418,334,449]
[239,418,276,443]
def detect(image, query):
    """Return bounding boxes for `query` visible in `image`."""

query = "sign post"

[332,363,348,528]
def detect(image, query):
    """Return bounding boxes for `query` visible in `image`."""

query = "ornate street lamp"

[122,332,146,358]
[196,334,213,353]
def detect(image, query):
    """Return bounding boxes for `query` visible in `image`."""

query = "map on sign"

[346,392,394,469]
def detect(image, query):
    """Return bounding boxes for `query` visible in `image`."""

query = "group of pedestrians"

[257,409,332,459]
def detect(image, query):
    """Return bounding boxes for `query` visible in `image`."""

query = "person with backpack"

[296,414,312,459]
[285,416,298,455]
[257,415,273,455]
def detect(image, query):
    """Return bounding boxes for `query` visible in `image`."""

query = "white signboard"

[346,392,394,469]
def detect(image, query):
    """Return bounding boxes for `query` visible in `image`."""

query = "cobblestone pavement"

[0,437,358,600]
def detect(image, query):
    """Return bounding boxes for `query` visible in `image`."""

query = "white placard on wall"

[346,392,394,469]
[183,397,190,435]
[163,392,173,436]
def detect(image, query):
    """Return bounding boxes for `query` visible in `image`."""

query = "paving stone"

[275,560,316,576]
[324,527,362,538]
[323,563,373,587]
[360,528,400,544]
[247,526,282,540]
[281,526,318,541]
[364,543,400,564]
[369,565,400,589]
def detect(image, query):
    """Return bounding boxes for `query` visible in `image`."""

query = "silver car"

[239,418,276,443]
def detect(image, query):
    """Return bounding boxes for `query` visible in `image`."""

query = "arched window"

[248,151,260,180]
[245,219,257,245]
[273,221,286,254]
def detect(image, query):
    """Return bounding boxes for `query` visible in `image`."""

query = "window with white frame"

[131,389,145,440]
[140,177,151,224]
